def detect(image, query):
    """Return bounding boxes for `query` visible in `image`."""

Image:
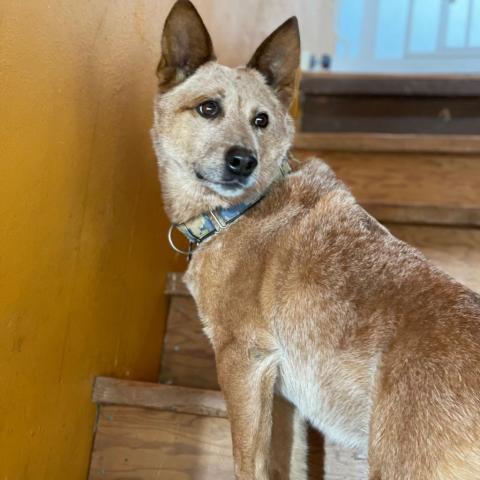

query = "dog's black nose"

[225,146,258,178]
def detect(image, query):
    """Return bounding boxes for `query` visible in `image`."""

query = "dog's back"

[186,159,480,479]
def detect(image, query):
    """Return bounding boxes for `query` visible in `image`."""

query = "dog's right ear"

[157,0,215,92]
[247,17,300,107]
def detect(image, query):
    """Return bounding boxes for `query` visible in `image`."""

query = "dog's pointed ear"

[247,17,300,107]
[157,0,215,92]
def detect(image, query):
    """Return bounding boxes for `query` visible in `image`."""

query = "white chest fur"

[277,345,375,454]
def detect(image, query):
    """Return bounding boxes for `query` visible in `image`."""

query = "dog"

[151,1,480,478]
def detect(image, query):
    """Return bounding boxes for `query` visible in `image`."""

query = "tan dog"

[152,1,480,478]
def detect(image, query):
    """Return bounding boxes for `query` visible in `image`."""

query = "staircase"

[88,132,480,479]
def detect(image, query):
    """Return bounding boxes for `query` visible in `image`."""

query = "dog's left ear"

[247,17,300,107]
[157,0,216,92]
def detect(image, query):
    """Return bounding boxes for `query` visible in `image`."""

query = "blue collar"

[168,159,291,255]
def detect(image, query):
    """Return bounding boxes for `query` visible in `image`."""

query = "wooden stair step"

[89,379,232,480]
[89,378,367,480]
[160,291,218,391]
[293,133,480,227]
[299,75,480,135]
[93,376,226,418]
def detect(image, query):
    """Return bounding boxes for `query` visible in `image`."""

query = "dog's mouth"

[195,170,251,191]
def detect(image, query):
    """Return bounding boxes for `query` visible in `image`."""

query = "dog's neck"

[168,157,292,250]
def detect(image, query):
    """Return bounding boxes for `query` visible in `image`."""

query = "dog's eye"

[196,100,220,119]
[253,112,269,129]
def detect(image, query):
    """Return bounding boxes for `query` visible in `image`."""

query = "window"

[332,0,480,73]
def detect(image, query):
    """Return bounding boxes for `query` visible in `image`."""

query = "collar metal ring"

[168,224,192,256]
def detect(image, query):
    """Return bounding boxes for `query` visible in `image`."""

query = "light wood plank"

[165,272,186,296]
[160,295,219,390]
[294,132,480,153]
[164,271,190,296]
[89,403,367,480]
[293,150,480,226]
[93,377,226,418]
[89,406,234,480]
[387,224,480,294]
[323,443,368,480]
[364,203,480,228]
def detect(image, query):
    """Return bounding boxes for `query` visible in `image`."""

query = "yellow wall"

[0,1,309,478]
[0,1,178,478]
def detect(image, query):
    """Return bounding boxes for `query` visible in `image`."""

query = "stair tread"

[294,146,480,226]
[93,377,226,418]
[89,404,234,480]
[90,380,368,480]
[295,132,480,154]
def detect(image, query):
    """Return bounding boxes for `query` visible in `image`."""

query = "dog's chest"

[277,345,374,454]
[185,255,374,453]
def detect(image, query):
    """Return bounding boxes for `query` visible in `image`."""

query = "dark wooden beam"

[301,95,480,135]
[301,73,480,97]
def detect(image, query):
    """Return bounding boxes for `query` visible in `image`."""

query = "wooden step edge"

[300,72,480,97]
[364,202,480,228]
[294,132,480,154]
[165,271,190,296]
[92,377,227,418]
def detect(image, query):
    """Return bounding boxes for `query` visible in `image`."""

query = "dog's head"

[152,0,300,223]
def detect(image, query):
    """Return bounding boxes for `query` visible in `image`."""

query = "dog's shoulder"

[262,156,356,220]
[288,156,351,199]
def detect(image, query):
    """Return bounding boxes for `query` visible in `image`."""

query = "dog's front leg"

[216,342,278,480]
